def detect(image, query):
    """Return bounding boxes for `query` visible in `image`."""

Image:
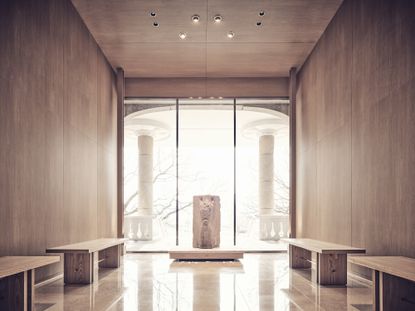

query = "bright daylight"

[123,99,290,251]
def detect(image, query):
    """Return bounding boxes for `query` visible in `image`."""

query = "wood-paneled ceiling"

[71,0,343,78]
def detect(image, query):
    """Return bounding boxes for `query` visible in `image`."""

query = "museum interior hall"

[1,0,415,310]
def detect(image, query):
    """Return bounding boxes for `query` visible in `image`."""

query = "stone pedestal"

[193,195,221,249]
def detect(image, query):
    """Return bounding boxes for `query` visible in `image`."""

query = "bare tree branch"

[161,202,192,220]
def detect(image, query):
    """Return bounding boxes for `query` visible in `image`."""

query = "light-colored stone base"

[169,248,243,260]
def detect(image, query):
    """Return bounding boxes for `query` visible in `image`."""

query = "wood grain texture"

[288,245,311,269]
[318,253,347,285]
[296,0,415,263]
[296,0,352,246]
[27,269,34,311]
[283,239,365,254]
[101,41,312,77]
[348,256,415,283]
[373,270,380,311]
[289,68,297,238]
[98,54,118,238]
[125,77,289,98]
[0,271,26,311]
[296,146,319,238]
[380,272,415,311]
[350,0,415,258]
[63,253,94,284]
[0,257,60,278]
[0,0,117,282]
[70,0,342,77]
[116,68,125,238]
[286,239,359,285]
[46,238,127,254]
[98,245,121,268]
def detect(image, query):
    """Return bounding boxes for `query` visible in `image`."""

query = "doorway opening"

[123,98,289,252]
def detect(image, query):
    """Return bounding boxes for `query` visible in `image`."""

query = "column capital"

[242,118,288,140]
[124,118,170,140]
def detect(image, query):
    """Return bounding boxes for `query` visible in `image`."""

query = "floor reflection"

[35,253,372,310]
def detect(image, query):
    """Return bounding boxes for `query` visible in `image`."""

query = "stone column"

[137,135,153,240]
[259,134,274,240]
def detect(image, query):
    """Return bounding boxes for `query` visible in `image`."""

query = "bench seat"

[46,238,127,254]
[282,238,365,285]
[349,256,415,311]
[46,238,127,284]
[0,256,60,311]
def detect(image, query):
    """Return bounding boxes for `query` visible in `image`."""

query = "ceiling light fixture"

[192,15,200,23]
[150,12,156,17]
[213,15,222,23]
[227,31,235,38]
[259,11,265,16]
[153,22,159,27]
[256,22,262,26]
[179,32,187,40]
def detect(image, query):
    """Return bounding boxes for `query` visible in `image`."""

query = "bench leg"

[27,269,34,311]
[376,272,415,311]
[317,253,347,285]
[372,270,380,311]
[99,245,121,268]
[311,252,319,283]
[0,271,29,311]
[64,253,97,284]
[289,245,311,269]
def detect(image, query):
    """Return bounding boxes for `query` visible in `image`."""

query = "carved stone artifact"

[193,195,220,248]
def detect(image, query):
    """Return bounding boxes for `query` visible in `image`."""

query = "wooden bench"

[349,256,415,311]
[282,238,365,285]
[46,238,127,284]
[0,256,60,311]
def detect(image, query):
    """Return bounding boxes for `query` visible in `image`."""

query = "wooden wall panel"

[125,77,289,98]
[64,3,98,140]
[98,150,117,237]
[64,125,98,241]
[296,0,415,260]
[351,0,415,257]
[296,147,319,239]
[97,56,118,237]
[317,126,351,245]
[0,0,117,282]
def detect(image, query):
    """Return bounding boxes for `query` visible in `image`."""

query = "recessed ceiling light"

[213,15,222,23]
[179,32,187,40]
[150,12,156,17]
[192,15,200,23]
[259,11,265,16]
[227,31,235,38]
[153,22,159,27]
[256,22,262,26]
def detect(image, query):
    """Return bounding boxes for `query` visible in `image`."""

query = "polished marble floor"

[36,253,373,311]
